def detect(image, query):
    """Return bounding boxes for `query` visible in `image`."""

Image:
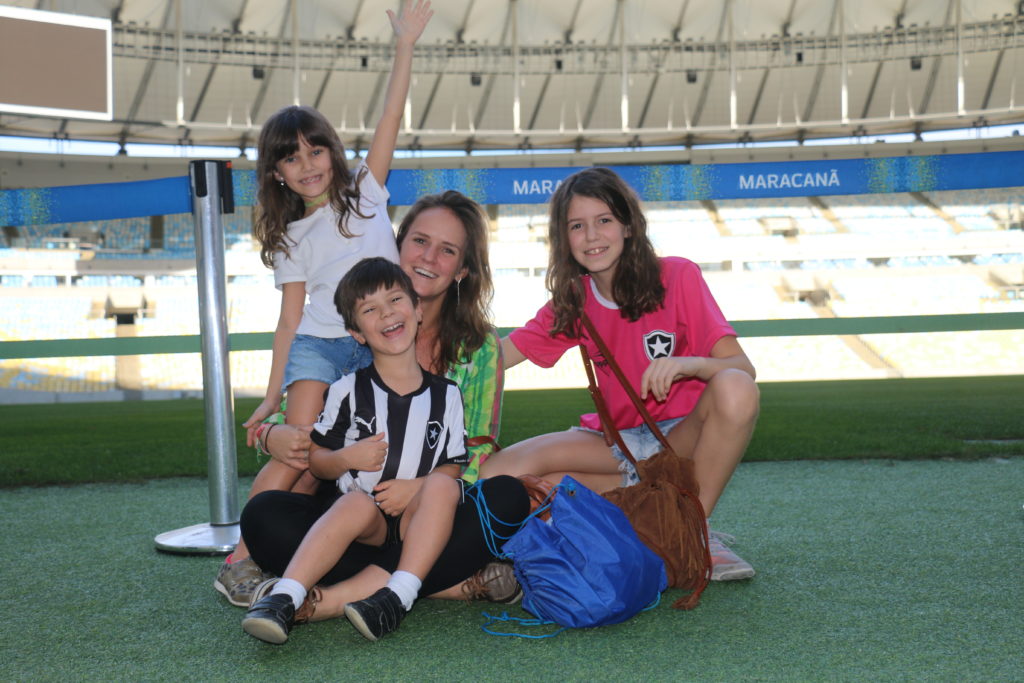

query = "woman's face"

[399,206,470,302]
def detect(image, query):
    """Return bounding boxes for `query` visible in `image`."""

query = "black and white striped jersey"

[311,363,467,495]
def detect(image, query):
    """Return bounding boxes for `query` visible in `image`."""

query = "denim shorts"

[573,416,685,487]
[283,334,373,388]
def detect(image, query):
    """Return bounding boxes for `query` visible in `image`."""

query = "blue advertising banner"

[2,150,1023,227]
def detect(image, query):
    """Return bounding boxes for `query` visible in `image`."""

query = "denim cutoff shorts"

[573,416,685,487]
[283,334,373,388]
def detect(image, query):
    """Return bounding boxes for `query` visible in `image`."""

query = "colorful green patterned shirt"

[447,327,504,483]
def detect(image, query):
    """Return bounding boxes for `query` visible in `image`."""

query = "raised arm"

[364,0,433,186]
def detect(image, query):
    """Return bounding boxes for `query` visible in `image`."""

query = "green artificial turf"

[2,376,1023,488]
[3,458,1022,681]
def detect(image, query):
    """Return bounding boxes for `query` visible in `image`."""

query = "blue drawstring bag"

[492,475,667,632]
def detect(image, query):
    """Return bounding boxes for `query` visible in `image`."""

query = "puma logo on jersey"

[354,415,376,434]
[425,420,443,449]
[644,330,675,360]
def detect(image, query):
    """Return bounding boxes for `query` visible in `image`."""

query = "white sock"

[386,570,421,611]
[269,578,307,611]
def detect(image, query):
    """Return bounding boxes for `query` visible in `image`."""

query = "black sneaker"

[343,587,406,641]
[242,593,295,644]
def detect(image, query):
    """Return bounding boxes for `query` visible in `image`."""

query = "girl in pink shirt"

[480,167,761,581]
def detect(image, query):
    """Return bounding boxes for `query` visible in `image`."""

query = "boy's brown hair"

[335,257,419,334]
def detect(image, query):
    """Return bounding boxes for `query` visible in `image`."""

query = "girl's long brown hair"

[546,167,665,338]
[396,191,494,375]
[253,105,370,268]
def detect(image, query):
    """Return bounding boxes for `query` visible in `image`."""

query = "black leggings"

[240,475,529,596]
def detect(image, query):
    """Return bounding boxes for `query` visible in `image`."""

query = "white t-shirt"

[272,161,400,338]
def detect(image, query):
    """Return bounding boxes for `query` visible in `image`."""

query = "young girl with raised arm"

[214,0,433,607]
[479,167,761,581]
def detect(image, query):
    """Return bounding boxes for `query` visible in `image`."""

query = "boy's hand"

[387,0,432,46]
[641,356,707,402]
[342,432,388,472]
[373,478,423,516]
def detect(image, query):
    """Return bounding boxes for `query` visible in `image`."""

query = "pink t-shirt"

[509,257,736,431]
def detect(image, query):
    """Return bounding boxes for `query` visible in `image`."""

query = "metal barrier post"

[154,160,240,553]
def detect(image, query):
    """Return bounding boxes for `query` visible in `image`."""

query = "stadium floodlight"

[0,5,113,121]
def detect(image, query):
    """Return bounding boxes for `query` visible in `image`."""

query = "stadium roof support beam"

[801,0,842,124]
[414,0,478,139]
[728,0,737,129]
[190,0,249,121]
[840,0,848,123]
[312,0,361,110]
[118,1,175,152]
[956,0,965,114]
[176,0,184,124]
[692,1,731,127]
[237,0,295,154]
[472,2,514,135]
[312,67,333,111]
[345,0,367,40]
[581,4,624,131]
[918,0,957,115]
[528,0,586,131]
[291,0,300,106]
[860,61,885,119]
[564,0,584,43]
[748,0,797,126]
[980,42,1007,110]
[513,0,522,132]
[231,0,250,33]
[110,0,126,24]
[862,0,909,120]
[619,0,628,131]
[746,68,771,126]
[636,0,691,129]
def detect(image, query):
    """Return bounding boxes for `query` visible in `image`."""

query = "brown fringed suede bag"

[579,312,711,610]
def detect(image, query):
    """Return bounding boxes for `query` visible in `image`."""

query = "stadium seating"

[3,186,1024,394]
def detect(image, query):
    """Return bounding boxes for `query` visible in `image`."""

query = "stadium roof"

[2,0,1024,153]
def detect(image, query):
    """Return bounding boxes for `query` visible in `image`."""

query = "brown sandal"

[294,585,322,624]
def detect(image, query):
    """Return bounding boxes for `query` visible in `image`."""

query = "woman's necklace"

[303,190,330,209]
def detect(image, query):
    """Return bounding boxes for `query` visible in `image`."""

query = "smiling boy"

[242,257,468,644]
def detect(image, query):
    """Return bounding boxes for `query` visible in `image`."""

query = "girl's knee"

[708,368,760,423]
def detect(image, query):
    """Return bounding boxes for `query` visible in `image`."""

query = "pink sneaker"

[708,530,755,581]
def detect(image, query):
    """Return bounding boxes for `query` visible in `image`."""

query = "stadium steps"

[809,197,849,233]
[913,192,965,234]
[701,200,731,236]
[810,304,902,377]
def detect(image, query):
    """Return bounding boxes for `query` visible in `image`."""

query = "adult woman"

[232,191,523,622]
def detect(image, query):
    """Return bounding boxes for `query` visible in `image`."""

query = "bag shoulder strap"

[579,312,676,457]
[579,343,636,466]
